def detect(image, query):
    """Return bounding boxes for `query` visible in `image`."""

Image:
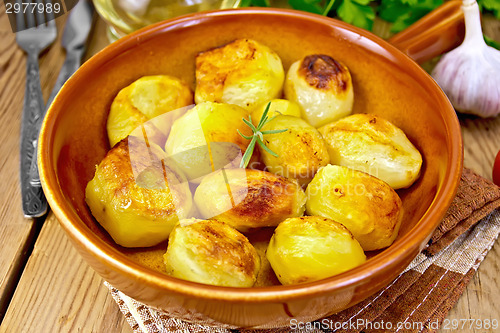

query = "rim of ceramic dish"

[39,8,463,302]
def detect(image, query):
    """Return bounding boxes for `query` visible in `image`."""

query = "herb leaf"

[337,0,376,31]
[379,0,443,33]
[256,137,279,157]
[485,35,500,50]
[261,129,288,135]
[289,0,324,14]
[238,0,252,7]
[241,0,497,37]
[480,0,500,20]
[252,0,271,6]
[238,102,287,168]
[240,136,258,168]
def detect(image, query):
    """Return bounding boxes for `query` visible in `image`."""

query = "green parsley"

[480,0,500,20]
[240,0,499,49]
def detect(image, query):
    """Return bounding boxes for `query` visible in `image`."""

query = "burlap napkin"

[106,168,500,333]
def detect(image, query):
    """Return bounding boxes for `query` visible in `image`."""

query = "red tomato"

[493,149,500,186]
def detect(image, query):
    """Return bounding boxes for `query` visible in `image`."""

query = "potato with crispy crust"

[165,101,254,183]
[85,137,192,248]
[195,39,285,110]
[194,169,306,232]
[319,114,422,189]
[305,165,403,251]
[284,54,354,128]
[259,115,330,187]
[164,219,260,287]
[107,75,193,147]
[266,216,366,285]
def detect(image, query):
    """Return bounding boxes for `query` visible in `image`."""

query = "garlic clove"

[431,0,500,118]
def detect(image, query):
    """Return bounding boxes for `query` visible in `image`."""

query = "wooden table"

[0,5,498,333]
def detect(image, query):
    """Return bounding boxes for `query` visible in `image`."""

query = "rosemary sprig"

[237,102,288,168]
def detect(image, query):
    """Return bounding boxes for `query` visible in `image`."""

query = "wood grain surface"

[0,4,498,333]
[0,5,38,322]
[456,15,500,326]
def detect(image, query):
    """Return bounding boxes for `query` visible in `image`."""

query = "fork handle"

[29,50,84,189]
[20,51,48,218]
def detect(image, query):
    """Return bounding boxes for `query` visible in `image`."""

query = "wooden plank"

[0,6,41,320]
[0,215,130,333]
[438,15,500,332]
[443,116,500,333]
[0,3,109,324]
[0,13,130,332]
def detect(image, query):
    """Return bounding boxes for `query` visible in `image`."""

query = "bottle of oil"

[93,0,241,41]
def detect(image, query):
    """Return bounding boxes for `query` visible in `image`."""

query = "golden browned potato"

[194,169,306,232]
[284,54,354,128]
[165,101,254,183]
[250,99,301,126]
[163,218,260,287]
[319,114,423,189]
[85,137,192,248]
[305,165,403,251]
[195,39,285,110]
[107,75,193,147]
[266,216,366,285]
[259,115,330,187]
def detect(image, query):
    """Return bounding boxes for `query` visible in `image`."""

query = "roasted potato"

[195,39,285,110]
[164,218,260,287]
[107,75,193,147]
[259,115,330,187]
[194,169,306,232]
[305,165,403,251]
[266,216,366,285]
[250,99,302,126]
[284,54,354,128]
[85,137,192,248]
[165,101,253,183]
[319,114,423,189]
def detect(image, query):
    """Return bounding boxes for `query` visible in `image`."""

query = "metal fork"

[16,0,57,218]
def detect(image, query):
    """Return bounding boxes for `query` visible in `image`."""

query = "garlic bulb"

[431,0,500,117]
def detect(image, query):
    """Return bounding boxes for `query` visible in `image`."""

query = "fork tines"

[15,0,56,31]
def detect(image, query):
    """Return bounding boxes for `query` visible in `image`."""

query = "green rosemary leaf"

[242,118,258,132]
[257,136,279,157]
[266,114,281,124]
[238,101,287,168]
[237,129,253,140]
[240,136,257,168]
[257,102,272,129]
[260,129,288,135]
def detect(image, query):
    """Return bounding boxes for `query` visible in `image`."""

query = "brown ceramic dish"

[39,8,463,328]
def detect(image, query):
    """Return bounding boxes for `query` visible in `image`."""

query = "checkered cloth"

[106,168,500,333]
